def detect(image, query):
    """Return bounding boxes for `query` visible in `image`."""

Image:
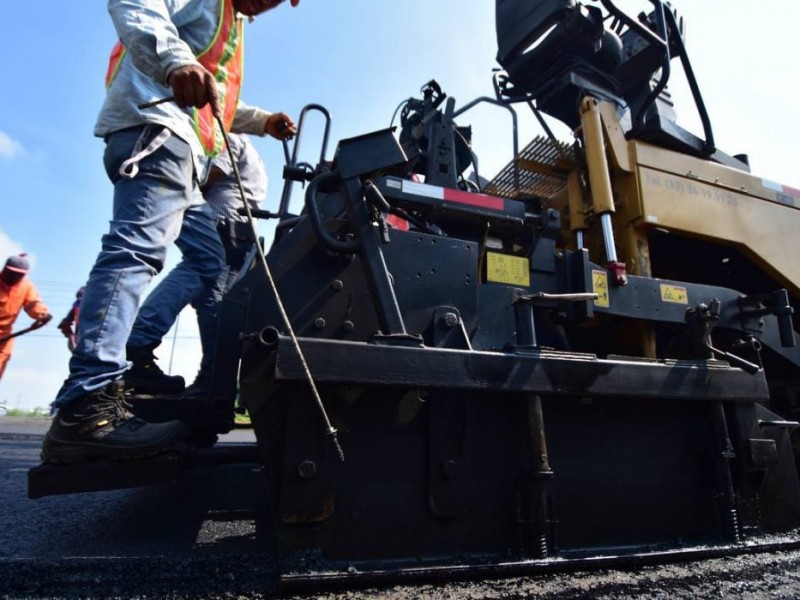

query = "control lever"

[689,300,761,375]
[237,207,280,220]
[277,119,292,165]
[706,344,761,375]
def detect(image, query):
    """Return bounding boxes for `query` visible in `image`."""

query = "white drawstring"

[119,127,173,179]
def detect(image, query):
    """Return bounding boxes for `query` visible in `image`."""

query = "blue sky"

[1,0,798,410]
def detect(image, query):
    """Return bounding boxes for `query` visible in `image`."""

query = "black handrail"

[278,104,333,217]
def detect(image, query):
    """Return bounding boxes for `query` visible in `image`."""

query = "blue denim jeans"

[126,201,225,357]
[190,263,233,382]
[189,228,254,382]
[54,126,224,407]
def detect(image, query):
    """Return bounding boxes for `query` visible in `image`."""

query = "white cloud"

[0,130,24,159]
[0,228,37,273]
[0,228,25,263]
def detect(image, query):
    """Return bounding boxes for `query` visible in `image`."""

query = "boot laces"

[140,355,166,376]
[90,386,135,427]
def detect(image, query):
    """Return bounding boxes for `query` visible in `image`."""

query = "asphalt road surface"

[4,417,800,599]
[1,417,279,598]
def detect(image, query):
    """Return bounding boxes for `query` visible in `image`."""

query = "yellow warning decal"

[486,252,530,286]
[660,283,688,304]
[592,269,609,308]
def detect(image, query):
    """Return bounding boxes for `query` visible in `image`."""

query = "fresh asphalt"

[0,417,282,598]
[5,418,800,599]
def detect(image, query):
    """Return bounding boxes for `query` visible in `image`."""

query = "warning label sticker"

[486,252,530,286]
[660,283,688,304]
[592,269,609,308]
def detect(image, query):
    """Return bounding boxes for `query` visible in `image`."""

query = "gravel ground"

[5,530,800,599]
[5,547,800,599]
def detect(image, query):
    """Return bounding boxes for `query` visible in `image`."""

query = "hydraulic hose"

[305,172,359,254]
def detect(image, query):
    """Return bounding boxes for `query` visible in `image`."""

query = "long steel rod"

[214,113,344,462]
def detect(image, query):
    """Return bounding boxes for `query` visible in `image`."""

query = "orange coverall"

[0,278,49,380]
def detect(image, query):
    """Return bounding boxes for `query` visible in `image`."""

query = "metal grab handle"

[452,96,519,191]
[279,104,333,217]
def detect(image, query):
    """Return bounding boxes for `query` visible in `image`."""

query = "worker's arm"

[107,0,220,113]
[231,101,272,135]
[21,283,51,327]
[233,101,297,140]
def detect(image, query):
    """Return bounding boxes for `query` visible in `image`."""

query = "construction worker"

[126,132,267,401]
[0,254,52,381]
[57,287,85,352]
[42,0,300,464]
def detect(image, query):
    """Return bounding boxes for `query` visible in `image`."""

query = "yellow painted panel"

[486,252,530,286]
[637,166,800,298]
[634,142,792,206]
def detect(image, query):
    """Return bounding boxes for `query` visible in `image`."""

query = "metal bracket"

[740,290,795,348]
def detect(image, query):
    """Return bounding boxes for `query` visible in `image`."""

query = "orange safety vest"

[104,0,244,157]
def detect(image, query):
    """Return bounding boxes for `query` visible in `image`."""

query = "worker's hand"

[265,113,297,141]
[33,314,53,329]
[201,165,225,192]
[235,0,299,17]
[167,64,222,118]
[57,318,73,338]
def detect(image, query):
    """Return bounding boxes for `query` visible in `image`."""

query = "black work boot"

[125,345,185,395]
[181,374,212,400]
[41,381,187,463]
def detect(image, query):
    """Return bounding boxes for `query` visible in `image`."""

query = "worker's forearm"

[232,101,272,136]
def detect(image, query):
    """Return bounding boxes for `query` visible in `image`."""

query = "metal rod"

[138,96,176,110]
[711,402,741,543]
[167,311,180,376]
[215,113,345,462]
[523,394,552,559]
[0,322,44,343]
[519,292,599,303]
[758,419,800,429]
[600,214,619,264]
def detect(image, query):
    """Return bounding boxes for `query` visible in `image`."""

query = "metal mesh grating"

[485,136,576,200]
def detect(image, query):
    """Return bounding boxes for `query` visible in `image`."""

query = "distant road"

[0,416,49,437]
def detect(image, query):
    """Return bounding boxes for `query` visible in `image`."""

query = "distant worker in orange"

[0,254,52,380]
[57,287,85,352]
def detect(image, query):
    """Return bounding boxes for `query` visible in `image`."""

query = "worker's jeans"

[54,126,224,408]
[126,205,223,363]
[189,223,255,384]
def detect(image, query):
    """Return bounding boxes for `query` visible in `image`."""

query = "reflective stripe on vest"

[105,42,126,88]
[104,0,243,158]
[193,0,243,157]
